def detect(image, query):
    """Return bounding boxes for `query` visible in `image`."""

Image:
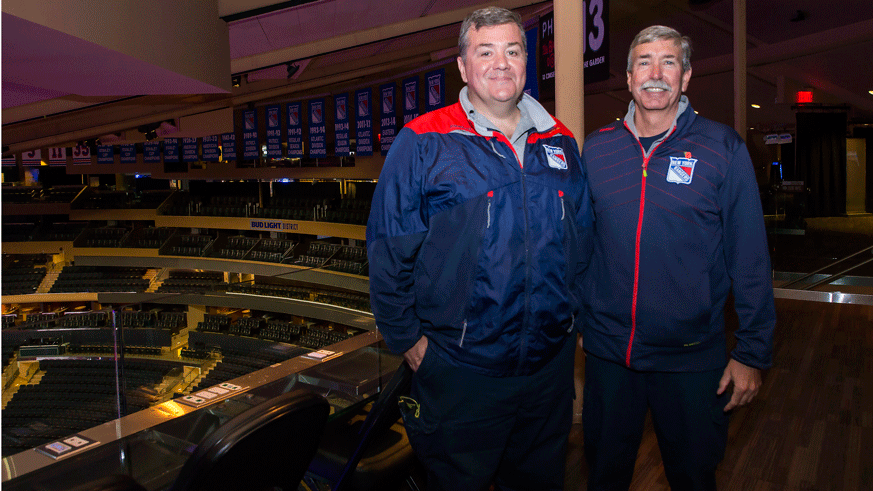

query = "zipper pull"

[642,161,648,178]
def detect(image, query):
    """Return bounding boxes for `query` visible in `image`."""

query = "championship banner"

[22,150,41,166]
[355,88,373,156]
[221,133,237,161]
[334,94,350,157]
[71,144,91,164]
[309,98,327,158]
[265,105,282,159]
[539,2,610,97]
[524,26,539,99]
[120,145,136,164]
[380,83,397,156]
[425,68,445,112]
[2,154,16,166]
[97,146,114,164]
[164,138,180,163]
[182,138,199,163]
[202,135,220,162]
[49,147,66,166]
[402,76,419,126]
[584,0,609,84]
[242,109,259,160]
[287,102,303,158]
[143,142,161,163]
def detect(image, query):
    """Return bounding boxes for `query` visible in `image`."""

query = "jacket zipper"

[494,133,529,374]
[459,319,468,347]
[486,191,493,228]
[624,122,674,367]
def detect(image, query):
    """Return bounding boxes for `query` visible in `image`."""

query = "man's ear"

[681,67,692,93]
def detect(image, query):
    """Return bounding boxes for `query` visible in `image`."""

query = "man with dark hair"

[367,6,593,490]
[580,25,775,490]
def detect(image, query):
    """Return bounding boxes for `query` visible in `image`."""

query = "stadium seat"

[307,362,416,491]
[70,389,329,491]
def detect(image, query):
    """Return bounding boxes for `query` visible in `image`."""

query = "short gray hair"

[458,6,526,61]
[627,25,692,72]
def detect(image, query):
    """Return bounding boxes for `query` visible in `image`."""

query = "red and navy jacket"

[367,93,594,377]
[581,97,775,372]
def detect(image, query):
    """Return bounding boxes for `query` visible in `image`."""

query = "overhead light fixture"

[868,90,873,96]
[286,62,299,79]
[232,75,241,87]
[751,104,761,109]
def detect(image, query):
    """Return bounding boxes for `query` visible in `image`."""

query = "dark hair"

[458,6,526,60]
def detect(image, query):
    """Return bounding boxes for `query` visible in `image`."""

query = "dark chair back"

[169,389,329,491]
[332,362,413,491]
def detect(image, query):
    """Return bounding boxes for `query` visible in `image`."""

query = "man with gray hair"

[368,5,593,490]
[579,25,775,490]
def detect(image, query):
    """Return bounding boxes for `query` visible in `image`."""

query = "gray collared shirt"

[459,87,536,164]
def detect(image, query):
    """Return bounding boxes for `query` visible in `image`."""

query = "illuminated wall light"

[869,90,873,96]
[751,104,761,109]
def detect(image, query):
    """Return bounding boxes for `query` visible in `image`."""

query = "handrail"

[801,256,873,290]
[778,245,873,289]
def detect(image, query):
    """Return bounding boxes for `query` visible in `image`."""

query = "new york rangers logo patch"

[666,156,697,184]
[544,145,567,170]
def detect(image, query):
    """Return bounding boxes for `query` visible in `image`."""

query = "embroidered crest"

[544,145,568,170]
[666,156,697,184]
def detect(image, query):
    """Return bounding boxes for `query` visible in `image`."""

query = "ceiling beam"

[230,0,544,74]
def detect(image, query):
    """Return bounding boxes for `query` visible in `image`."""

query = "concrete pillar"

[554,0,585,141]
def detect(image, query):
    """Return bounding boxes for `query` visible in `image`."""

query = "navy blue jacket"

[367,96,594,377]
[581,98,775,371]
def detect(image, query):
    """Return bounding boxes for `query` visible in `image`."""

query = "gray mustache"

[641,81,672,91]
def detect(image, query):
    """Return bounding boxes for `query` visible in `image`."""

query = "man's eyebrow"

[475,41,523,49]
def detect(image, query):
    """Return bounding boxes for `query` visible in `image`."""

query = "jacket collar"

[458,86,557,137]
[623,95,693,140]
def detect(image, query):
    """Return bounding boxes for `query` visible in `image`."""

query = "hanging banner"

[425,68,445,112]
[335,94,350,156]
[120,145,136,164]
[584,0,609,84]
[71,144,91,164]
[309,98,327,158]
[539,12,555,101]
[164,138,180,162]
[97,146,114,164]
[402,76,419,126]
[539,3,610,96]
[380,83,397,156]
[265,105,282,159]
[221,133,237,161]
[524,26,539,99]
[202,135,220,162]
[287,102,303,158]
[49,147,66,166]
[242,109,260,160]
[22,150,41,166]
[2,154,16,166]
[182,138,199,162]
[355,88,373,156]
[143,142,161,163]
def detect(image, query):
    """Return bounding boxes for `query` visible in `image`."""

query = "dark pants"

[583,354,730,491]
[400,337,575,491]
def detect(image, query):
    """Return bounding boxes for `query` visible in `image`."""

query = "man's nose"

[494,52,508,68]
